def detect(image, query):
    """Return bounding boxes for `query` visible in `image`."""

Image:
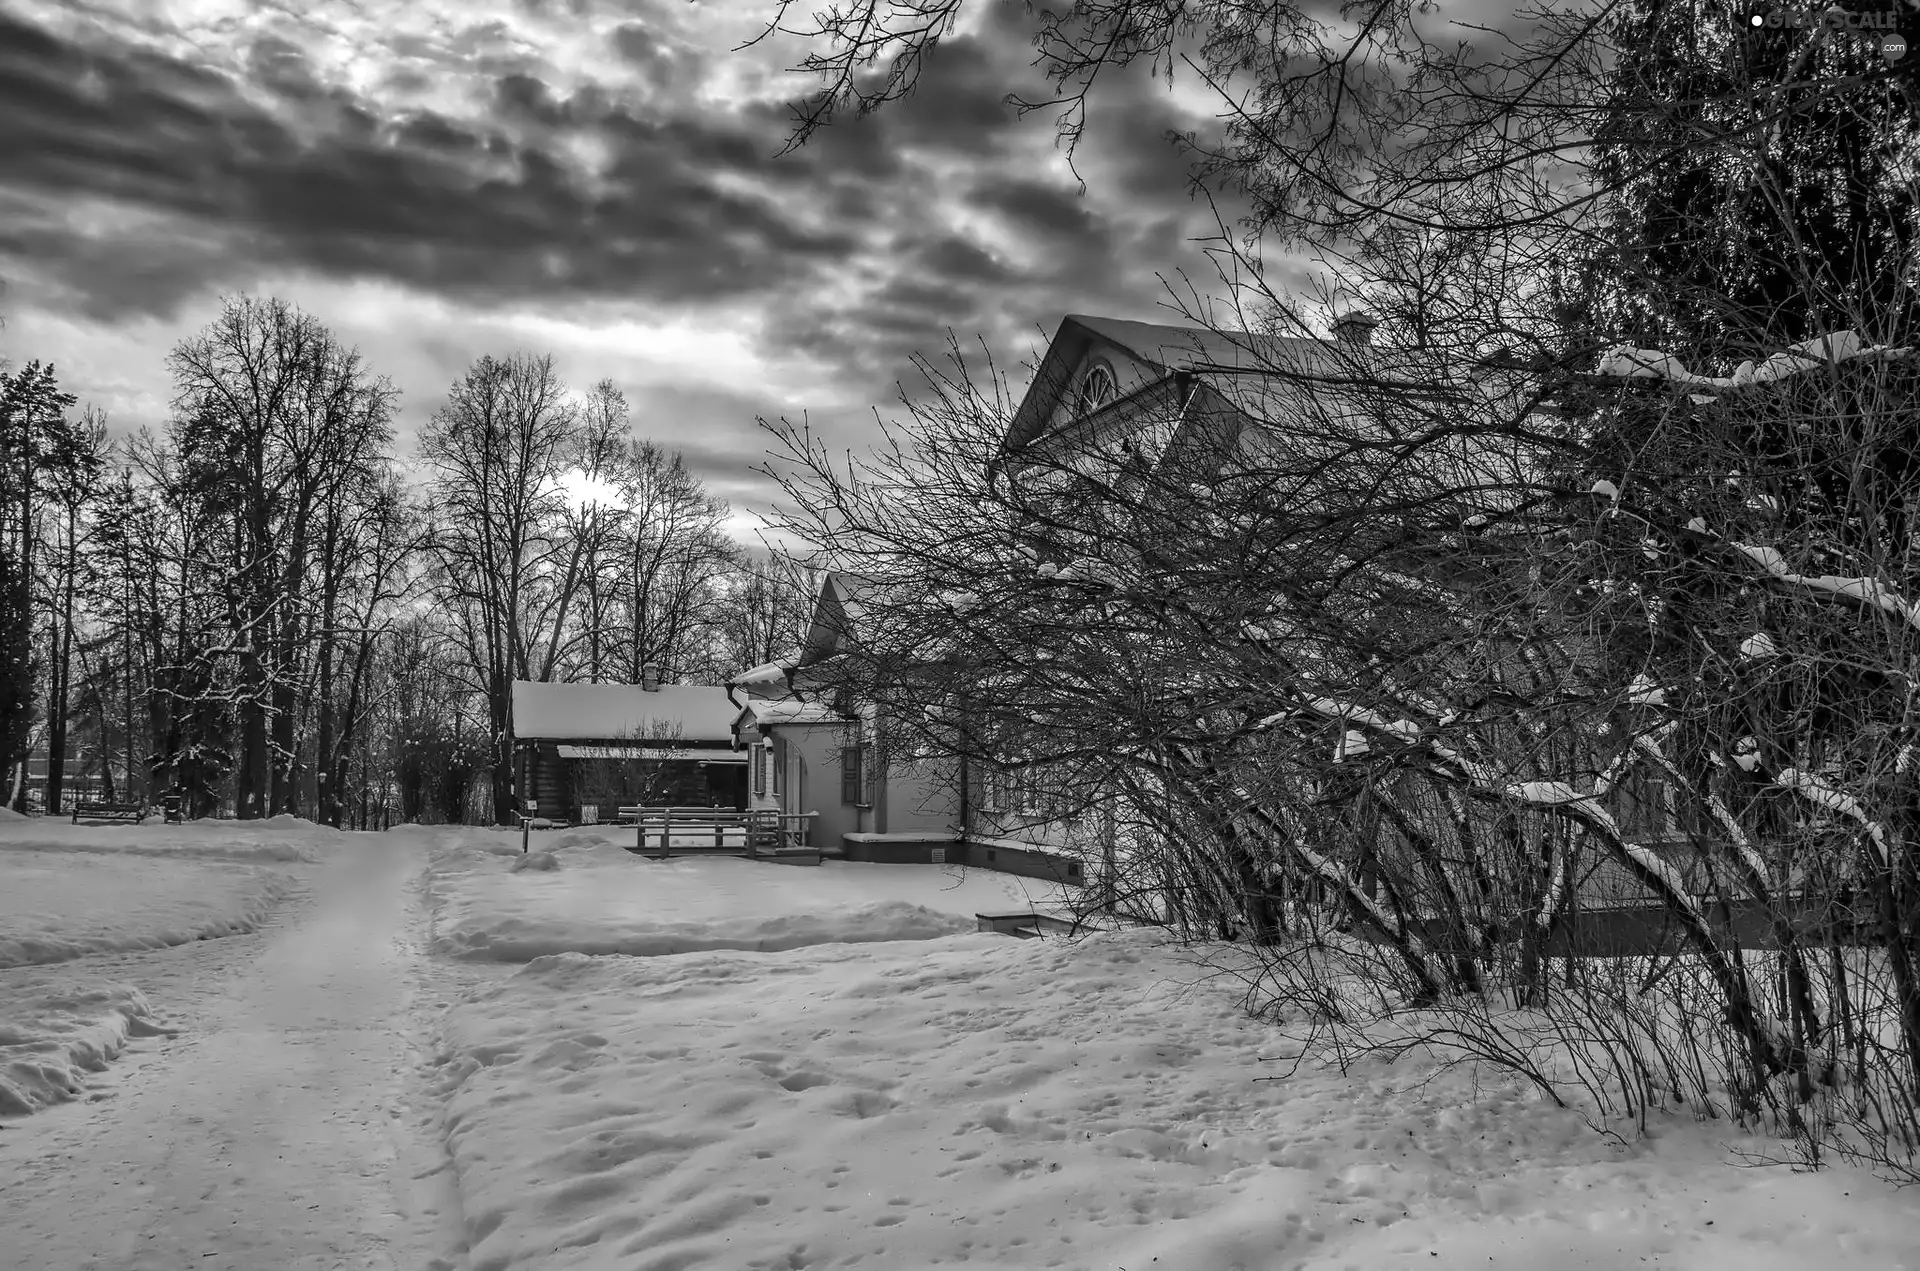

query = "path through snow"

[0,834,468,1270]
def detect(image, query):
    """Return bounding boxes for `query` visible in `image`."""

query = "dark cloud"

[0,11,862,318]
[967,177,1106,247]
[0,0,1253,468]
[913,236,1017,287]
[873,37,1029,158]
[609,21,687,91]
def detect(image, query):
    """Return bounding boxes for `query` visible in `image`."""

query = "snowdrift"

[424,834,1059,962]
[0,813,344,864]
[0,980,173,1116]
[0,849,294,968]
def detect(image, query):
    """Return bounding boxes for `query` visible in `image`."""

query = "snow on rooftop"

[511,679,736,743]
[729,658,796,688]
[737,699,843,727]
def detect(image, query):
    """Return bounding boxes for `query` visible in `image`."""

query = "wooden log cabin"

[511,666,747,823]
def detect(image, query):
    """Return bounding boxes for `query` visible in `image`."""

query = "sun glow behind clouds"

[557,469,625,509]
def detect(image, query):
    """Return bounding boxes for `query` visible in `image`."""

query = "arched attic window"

[1077,361,1118,415]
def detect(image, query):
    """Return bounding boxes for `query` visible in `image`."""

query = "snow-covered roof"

[1003,315,1340,455]
[554,745,746,763]
[1065,314,1327,376]
[734,699,845,732]
[511,680,737,743]
[729,658,797,688]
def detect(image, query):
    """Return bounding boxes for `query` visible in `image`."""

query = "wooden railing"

[617,806,819,857]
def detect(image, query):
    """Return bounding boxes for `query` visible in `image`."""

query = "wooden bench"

[619,807,820,861]
[72,802,148,824]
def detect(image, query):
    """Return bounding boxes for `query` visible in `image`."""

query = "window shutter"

[841,745,862,805]
[753,744,766,796]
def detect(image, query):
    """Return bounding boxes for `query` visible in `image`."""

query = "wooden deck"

[619,807,823,865]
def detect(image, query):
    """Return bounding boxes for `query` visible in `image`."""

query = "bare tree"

[719,550,819,674]
[418,352,582,824]
[564,379,634,683]
[165,296,396,818]
[606,439,740,685]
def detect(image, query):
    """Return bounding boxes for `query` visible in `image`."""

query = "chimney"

[641,663,660,692]
[1331,308,1378,346]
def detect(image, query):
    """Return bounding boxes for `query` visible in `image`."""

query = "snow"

[1595,330,1914,392]
[739,699,843,727]
[0,848,292,967]
[0,981,174,1116]
[1776,767,1890,865]
[1628,673,1668,706]
[424,830,1060,962]
[1589,478,1620,498]
[1730,544,1920,633]
[433,924,1920,1271]
[7,818,1920,1269]
[0,813,338,863]
[1,833,460,1269]
[730,659,796,688]
[1741,632,1779,660]
[0,816,320,1117]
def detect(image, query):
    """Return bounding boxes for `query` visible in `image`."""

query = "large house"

[513,668,746,821]
[994,310,1700,908]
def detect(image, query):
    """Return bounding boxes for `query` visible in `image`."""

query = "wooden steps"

[976,911,1083,939]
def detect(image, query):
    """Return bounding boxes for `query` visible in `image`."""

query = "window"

[978,762,1020,814]
[1078,362,1118,415]
[841,742,872,806]
[771,741,782,797]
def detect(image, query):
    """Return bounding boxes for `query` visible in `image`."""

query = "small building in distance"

[512,667,746,822]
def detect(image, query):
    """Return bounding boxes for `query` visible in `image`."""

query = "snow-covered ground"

[424,826,1069,961]
[0,815,317,1116]
[426,831,1920,1270]
[0,847,293,968]
[4,816,1919,1270]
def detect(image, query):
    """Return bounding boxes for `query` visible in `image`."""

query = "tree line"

[0,298,814,826]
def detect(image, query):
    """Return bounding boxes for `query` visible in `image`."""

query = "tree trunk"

[314,535,340,827]
[45,602,72,816]
[489,667,516,825]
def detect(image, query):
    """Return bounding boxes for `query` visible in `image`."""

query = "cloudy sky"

[0,0,1311,540]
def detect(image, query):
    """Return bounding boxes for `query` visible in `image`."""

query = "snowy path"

[0,835,467,1270]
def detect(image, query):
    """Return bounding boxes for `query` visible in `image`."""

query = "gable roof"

[511,680,737,744]
[1003,314,1338,456]
[797,572,869,668]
